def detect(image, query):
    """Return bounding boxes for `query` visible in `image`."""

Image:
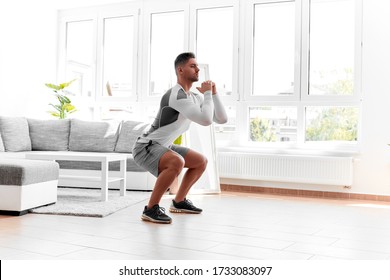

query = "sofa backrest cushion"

[115,121,149,153]
[0,116,32,152]
[69,119,121,152]
[28,118,70,151]
[0,133,4,152]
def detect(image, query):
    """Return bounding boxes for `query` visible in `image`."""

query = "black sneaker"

[169,198,203,214]
[141,204,172,224]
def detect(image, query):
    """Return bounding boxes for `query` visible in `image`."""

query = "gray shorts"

[132,139,189,177]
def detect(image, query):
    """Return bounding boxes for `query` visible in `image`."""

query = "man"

[133,52,228,224]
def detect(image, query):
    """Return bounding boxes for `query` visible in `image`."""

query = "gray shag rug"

[29,187,150,217]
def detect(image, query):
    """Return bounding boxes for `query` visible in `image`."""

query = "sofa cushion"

[115,121,149,153]
[28,119,70,151]
[0,116,32,152]
[69,119,121,152]
[0,133,4,152]
[0,159,59,186]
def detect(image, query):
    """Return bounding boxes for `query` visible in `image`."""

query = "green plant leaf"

[45,79,76,90]
[49,103,62,111]
[45,83,61,90]
[62,95,71,103]
[56,94,67,104]
[58,79,77,89]
[48,111,60,117]
[63,104,76,112]
[46,79,77,119]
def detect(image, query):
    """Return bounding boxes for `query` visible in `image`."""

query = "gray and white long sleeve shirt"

[139,83,227,147]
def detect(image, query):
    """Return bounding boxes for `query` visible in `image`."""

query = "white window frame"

[57,8,98,103]
[139,0,189,103]
[242,0,302,103]
[300,0,363,103]
[95,5,140,104]
[239,0,363,153]
[56,0,363,154]
[189,0,240,103]
[57,2,141,118]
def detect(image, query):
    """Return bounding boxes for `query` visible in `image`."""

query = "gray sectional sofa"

[0,116,156,192]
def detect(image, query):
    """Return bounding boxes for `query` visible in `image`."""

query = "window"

[65,20,94,97]
[305,106,358,142]
[196,6,234,96]
[249,106,297,142]
[102,16,134,97]
[246,0,361,148]
[57,0,361,151]
[194,4,237,142]
[309,0,355,96]
[253,2,295,96]
[149,11,185,96]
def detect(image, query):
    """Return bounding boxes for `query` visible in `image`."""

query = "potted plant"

[45,79,77,119]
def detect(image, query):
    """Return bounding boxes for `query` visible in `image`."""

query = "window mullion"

[94,15,103,111]
[297,0,308,145]
[299,0,310,102]
[296,102,306,146]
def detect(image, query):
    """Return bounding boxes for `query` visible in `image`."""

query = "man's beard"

[190,75,199,82]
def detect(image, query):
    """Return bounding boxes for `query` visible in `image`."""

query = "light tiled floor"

[1,191,390,260]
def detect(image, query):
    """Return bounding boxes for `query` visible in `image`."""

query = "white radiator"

[218,152,353,186]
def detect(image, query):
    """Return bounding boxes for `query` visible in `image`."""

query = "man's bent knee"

[159,152,185,175]
[199,157,208,171]
[169,156,185,174]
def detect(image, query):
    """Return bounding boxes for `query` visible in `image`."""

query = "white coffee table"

[25,151,127,202]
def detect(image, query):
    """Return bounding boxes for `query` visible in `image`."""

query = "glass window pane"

[66,20,94,97]
[253,2,295,96]
[196,7,233,96]
[249,106,297,142]
[305,106,358,141]
[150,11,184,96]
[103,16,134,97]
[309,0,355,95]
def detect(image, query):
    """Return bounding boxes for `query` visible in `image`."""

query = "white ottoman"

[0,159,59,215]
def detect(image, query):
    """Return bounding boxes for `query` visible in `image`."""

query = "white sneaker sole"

[141,214,172,224]
[169,207,202,214]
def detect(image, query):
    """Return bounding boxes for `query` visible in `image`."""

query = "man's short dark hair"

[174,52,196,73]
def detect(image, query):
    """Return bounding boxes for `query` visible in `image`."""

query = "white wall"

[1,0,390,196]
[0,0,125,118]
[0,2,57,118]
